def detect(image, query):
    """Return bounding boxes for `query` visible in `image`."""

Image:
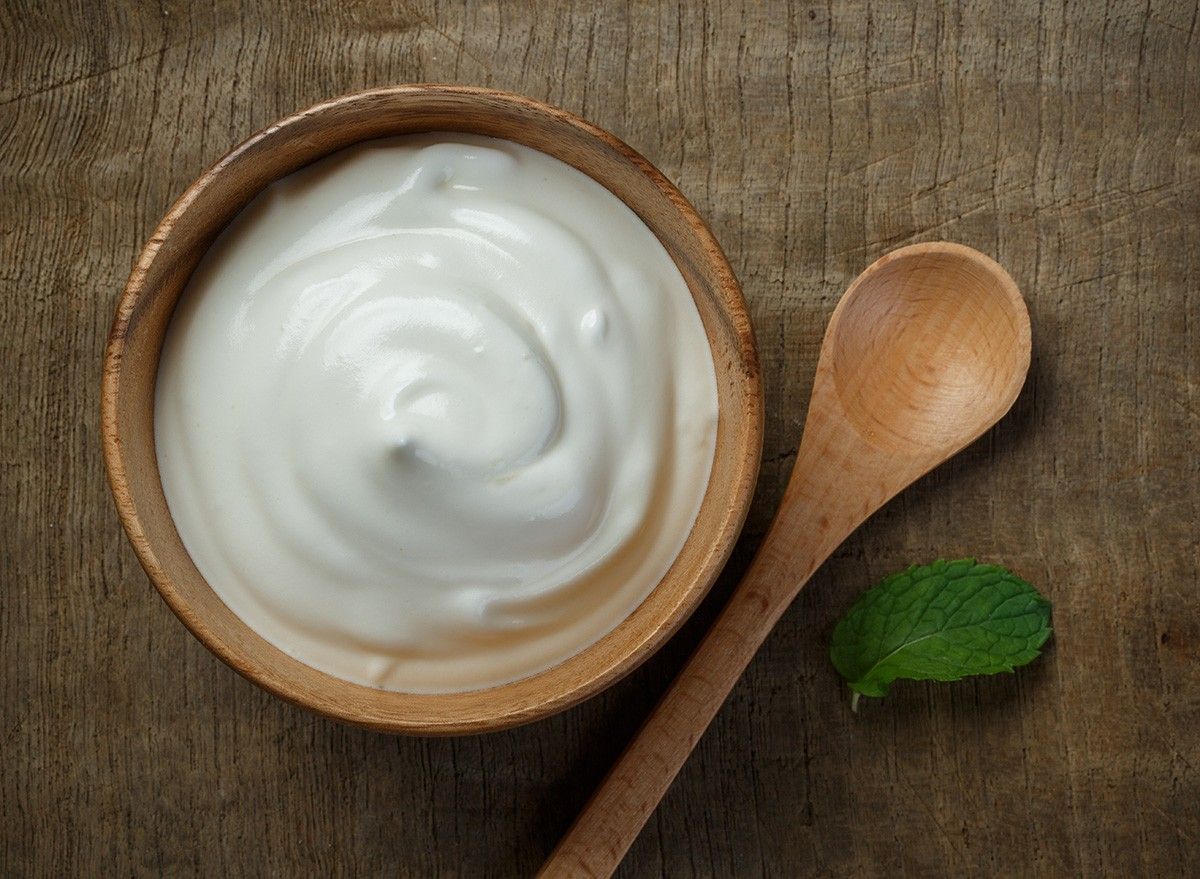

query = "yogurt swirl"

[156,134,718,692]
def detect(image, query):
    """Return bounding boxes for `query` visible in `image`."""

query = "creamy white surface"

[155,134,718,692]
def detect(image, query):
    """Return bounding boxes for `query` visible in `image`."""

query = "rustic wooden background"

[3,0,1197,876]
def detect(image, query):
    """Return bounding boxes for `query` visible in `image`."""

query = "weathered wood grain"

[2,0,1197,876]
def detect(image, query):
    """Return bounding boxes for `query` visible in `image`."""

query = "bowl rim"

[101,84,763,734]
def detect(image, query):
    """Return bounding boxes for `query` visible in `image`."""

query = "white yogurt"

[155,134,718,692]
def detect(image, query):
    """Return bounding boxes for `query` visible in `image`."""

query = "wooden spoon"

[539,241,1031,878]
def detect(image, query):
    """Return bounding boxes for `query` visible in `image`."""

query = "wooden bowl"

[101,85,763,734]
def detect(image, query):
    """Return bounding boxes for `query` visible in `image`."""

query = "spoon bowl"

[541,241,1031,878]
[829,242,1029,454]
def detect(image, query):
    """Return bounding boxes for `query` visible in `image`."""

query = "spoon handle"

[538,450,859,879]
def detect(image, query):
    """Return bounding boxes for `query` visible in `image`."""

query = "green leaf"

[829,559,1052,705]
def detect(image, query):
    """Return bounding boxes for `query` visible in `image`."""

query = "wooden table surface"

[3,1,1197,876]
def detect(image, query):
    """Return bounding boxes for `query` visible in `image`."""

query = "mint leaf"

[830,559,1051,707]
